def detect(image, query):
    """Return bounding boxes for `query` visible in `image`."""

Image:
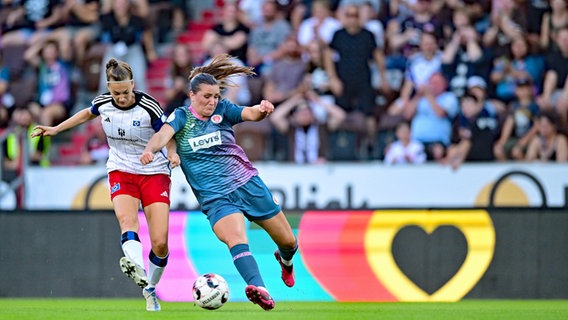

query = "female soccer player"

[140,54,298,311]
[31,58,175,312]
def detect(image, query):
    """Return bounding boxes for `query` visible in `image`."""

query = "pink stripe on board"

[139,211,199,301]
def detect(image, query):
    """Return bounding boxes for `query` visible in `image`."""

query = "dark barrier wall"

[470,211,568,298]
[1,209,567,299]
[391,210,568,299]
[0,211,140,297]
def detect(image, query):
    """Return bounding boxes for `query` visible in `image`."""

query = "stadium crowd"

[1,0,567,179]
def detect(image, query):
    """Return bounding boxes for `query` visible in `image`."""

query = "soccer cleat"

[143,287,161,311]
[119,256,148,288]
[245,285,275,311]
[274,250,295,287]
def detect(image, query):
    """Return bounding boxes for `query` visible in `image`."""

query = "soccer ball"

[192,273,230,310]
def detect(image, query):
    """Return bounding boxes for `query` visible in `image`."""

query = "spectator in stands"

[358,0,384,49]
[442,92,500,169]
[442,5,486,44]
[52,0,101,65]
[3,106,51,175]
[98,0,157,93]
[490,35,545,104]
[263,35,307,161]
[24,40,71,127]
[201,1,250,64]
[246,0,292,104]
[539,0,568,52]
[274,0,305,28]
[270,90,346,164]
[466,75,506,115]
[383,120,427,165]
[296,0,341,48]
[441,16,490,98]
[324,3,388,158]
[338,0,382,19]
[0,0,64,53]
[525,109,568,162]
[164,43,193,115]
[305,40,333,100]
[493,77,540,161]
[385,0,443,61]
[394,72,459,161]
[537,26,568,124]
[246,0,292,75]
[262,36,307,106]
[285,0,314,32]
[524,0,549,52]
[464,0,492,36]
[482,0,527,58]
[389,31,442,116]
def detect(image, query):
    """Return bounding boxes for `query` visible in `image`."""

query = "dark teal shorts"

[202,175,281,227]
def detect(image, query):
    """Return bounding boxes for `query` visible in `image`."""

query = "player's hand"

[140,151,155,165]
[168,152,180,169]
[30,125,57,138]
[259,100,274,115]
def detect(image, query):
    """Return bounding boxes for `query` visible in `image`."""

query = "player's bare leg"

[255,212,298,287]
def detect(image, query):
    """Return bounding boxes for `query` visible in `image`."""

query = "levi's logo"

[188,131,221,151]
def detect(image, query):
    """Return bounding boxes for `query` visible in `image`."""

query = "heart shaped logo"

[365,210,495,301]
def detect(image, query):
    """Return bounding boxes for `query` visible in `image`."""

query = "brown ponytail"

[188,54,256,93]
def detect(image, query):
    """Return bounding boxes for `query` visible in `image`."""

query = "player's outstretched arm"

[141,124,175,165]
[31,108,96,138]
[241,99,274,121]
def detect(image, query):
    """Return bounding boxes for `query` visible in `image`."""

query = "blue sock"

[120,231,140,244]
[278,242,298,261]
[230,243,265,287]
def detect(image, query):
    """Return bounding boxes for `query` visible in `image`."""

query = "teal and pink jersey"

[166,99,258,204]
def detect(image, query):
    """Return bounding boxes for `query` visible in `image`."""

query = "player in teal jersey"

[140,54,298,311]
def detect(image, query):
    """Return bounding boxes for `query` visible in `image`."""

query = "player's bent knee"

[151,240,168,254]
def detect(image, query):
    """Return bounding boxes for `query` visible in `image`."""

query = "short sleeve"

[220,99,244,125]
[166,107,188,133]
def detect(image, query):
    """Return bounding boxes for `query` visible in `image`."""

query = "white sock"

[148,259,165,287]
[280,256,293,267]
[122,240,145,270]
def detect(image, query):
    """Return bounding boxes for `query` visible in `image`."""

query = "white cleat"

[119,257,148,288]
[143,287,161,311]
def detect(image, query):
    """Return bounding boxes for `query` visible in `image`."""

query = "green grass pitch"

[1,299,567,320]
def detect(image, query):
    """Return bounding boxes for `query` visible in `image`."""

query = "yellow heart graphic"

[365,210,495,301]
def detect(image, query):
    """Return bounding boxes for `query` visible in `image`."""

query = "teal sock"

[230,243,265,287]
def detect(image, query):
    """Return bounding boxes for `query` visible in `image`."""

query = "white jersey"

[90,91,170,176]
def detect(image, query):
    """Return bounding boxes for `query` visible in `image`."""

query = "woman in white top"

[384,120,427,164]
[31,58,177,312]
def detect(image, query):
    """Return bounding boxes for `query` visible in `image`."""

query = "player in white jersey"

[140,54,298,311]
[31,58,177,312]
